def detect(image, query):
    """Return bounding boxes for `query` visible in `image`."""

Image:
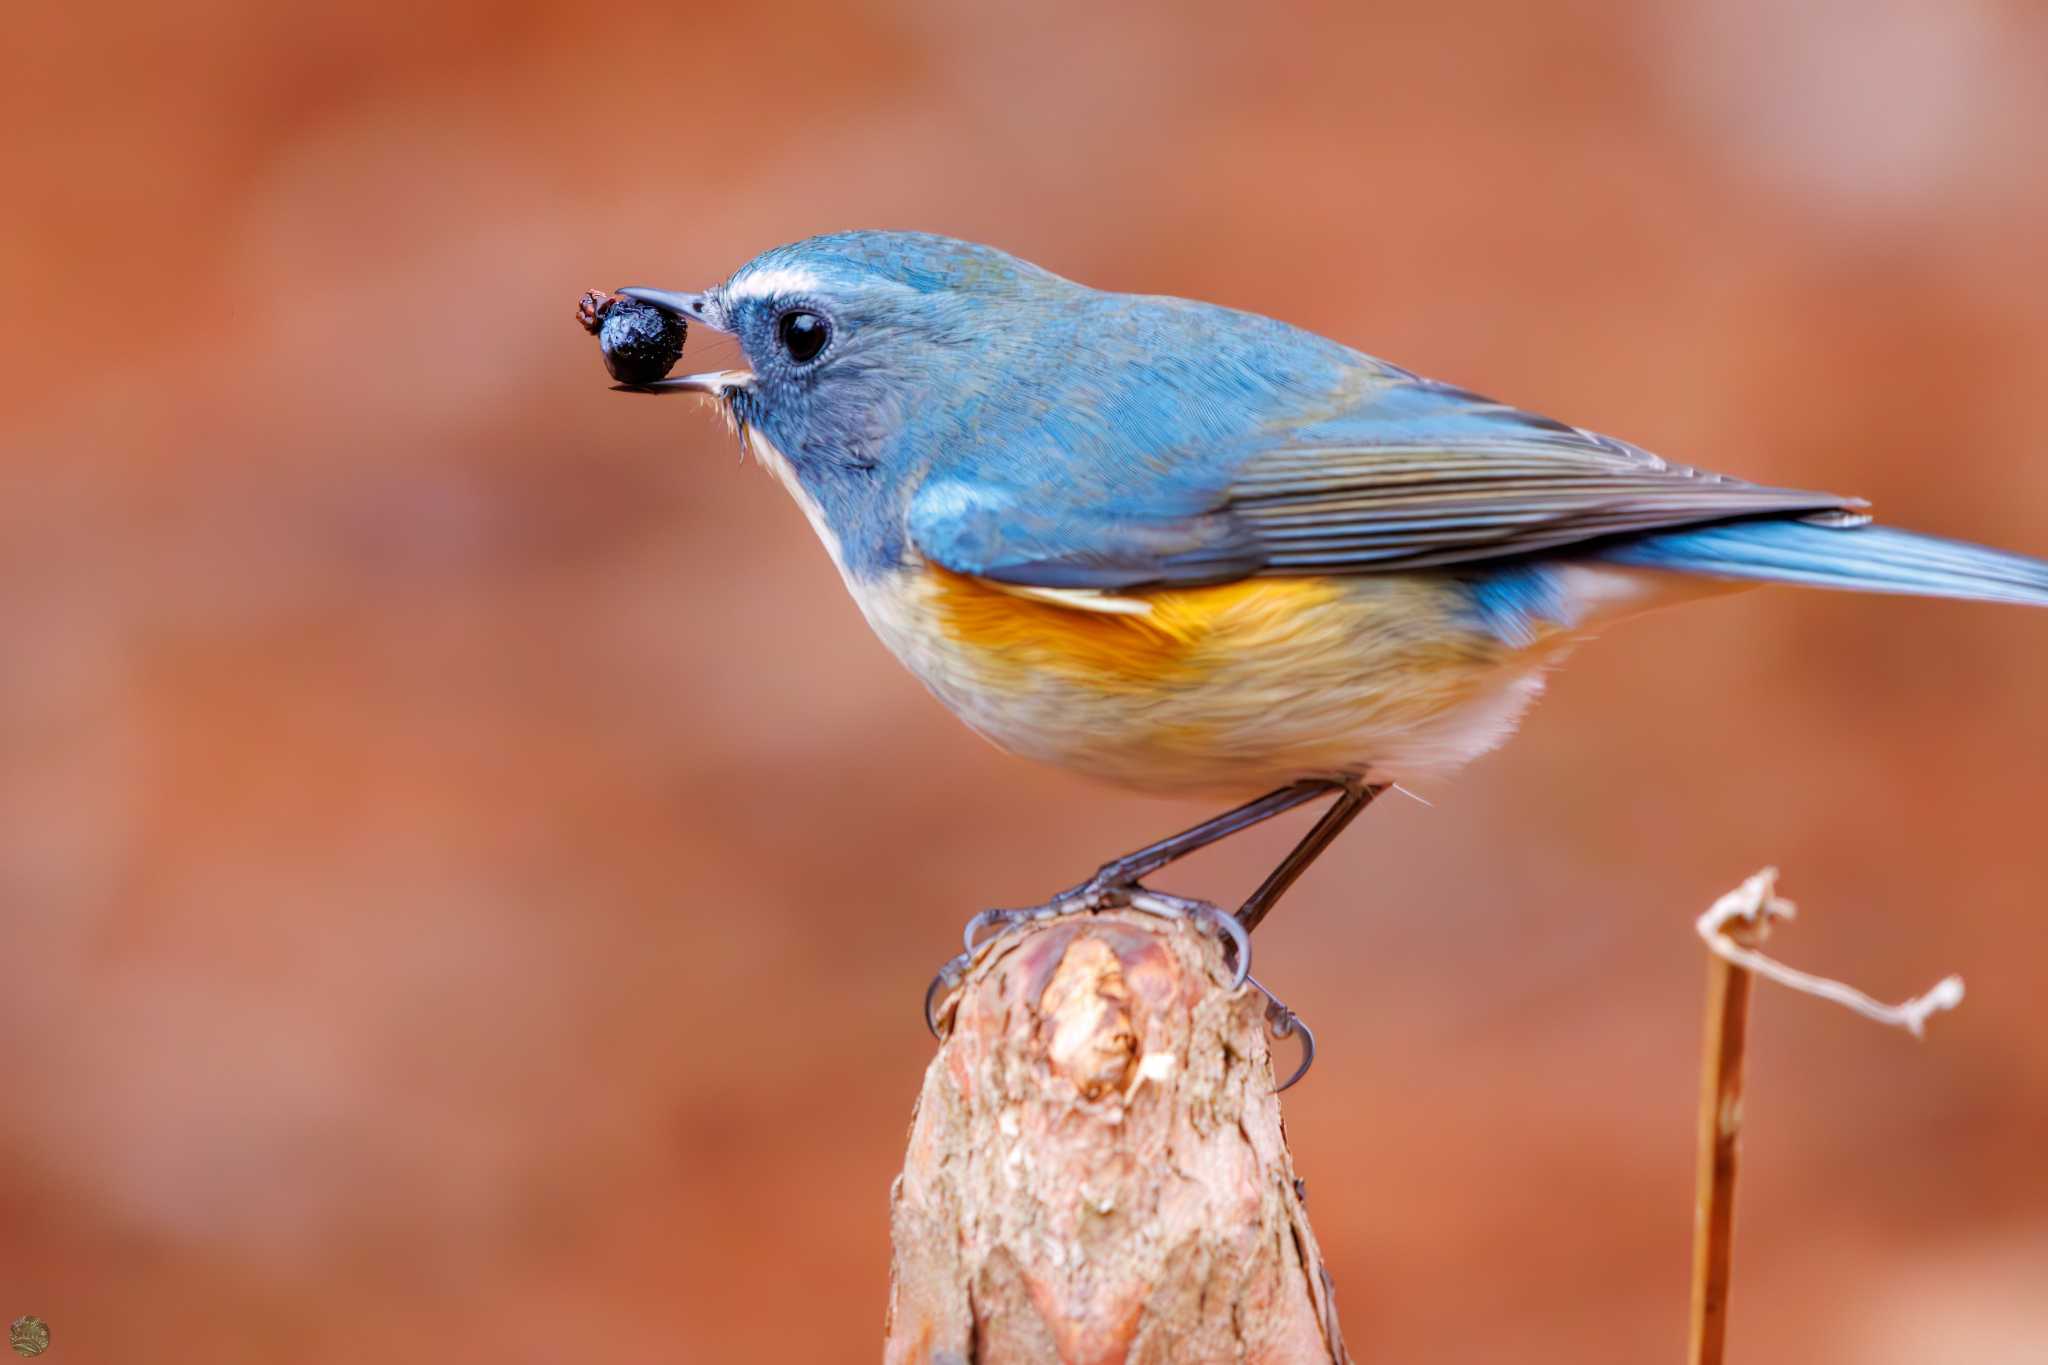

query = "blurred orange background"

[4,2,2046,1361]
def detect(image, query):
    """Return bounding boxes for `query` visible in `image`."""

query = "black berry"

[596,297,685,386]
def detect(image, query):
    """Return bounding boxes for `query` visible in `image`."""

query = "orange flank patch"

[926,566,1350,693]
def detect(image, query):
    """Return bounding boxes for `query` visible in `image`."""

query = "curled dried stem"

[1696,868,1964,1037]
[1688,867,1965,1365]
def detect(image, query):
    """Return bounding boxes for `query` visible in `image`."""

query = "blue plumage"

[1462,566,1577,649]
[1602,519,2048,607]
[626,230,2047,791]
[613,229,2047,1063]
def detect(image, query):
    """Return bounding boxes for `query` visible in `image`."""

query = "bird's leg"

[952,780,1342,951]
[1066,779,1342,905]
[1236,780,1386,932]
[924,781,1350,1039]
[1211,780,1386,1089]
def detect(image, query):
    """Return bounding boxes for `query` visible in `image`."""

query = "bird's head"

[622,234,1085,564]
[619,231,1361,578]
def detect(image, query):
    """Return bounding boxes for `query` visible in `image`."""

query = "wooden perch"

[886,909,1347,1365]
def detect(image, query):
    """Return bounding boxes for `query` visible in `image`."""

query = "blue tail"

[1600,518,2048,607]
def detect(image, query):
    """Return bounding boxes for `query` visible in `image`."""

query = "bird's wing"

[908,374,1862,590]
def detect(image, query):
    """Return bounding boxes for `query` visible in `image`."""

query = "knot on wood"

[1039,937,1139,1100]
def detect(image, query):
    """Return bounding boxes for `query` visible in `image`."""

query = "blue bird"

[617,232,2047,1076]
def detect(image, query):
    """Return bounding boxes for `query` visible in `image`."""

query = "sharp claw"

[1270,1009,1316,1092]
[1248,975,1317,1092]
[924,952,971,1039]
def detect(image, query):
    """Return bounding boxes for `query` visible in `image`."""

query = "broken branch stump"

[886,909,1347,1365]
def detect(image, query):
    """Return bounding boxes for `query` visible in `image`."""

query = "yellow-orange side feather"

[928,566,1359,694]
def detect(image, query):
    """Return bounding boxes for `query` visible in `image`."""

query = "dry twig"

[1686,868,1964,1365]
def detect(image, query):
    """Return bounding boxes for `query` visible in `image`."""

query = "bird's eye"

[777,310,829,364]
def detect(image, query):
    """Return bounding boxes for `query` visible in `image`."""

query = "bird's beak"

[612,370,752,396]
[610,286,750,395]
[617,287,724,330]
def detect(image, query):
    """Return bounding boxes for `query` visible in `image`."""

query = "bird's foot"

[1247,975,1317,1092]
[922,882,1253,1039]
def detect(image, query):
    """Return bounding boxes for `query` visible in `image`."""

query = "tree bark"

[885,909,1348,1365]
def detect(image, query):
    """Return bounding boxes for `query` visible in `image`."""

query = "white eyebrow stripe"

[723,266,828,302]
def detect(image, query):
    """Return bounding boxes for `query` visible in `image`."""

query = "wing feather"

[909,371,1862,591]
